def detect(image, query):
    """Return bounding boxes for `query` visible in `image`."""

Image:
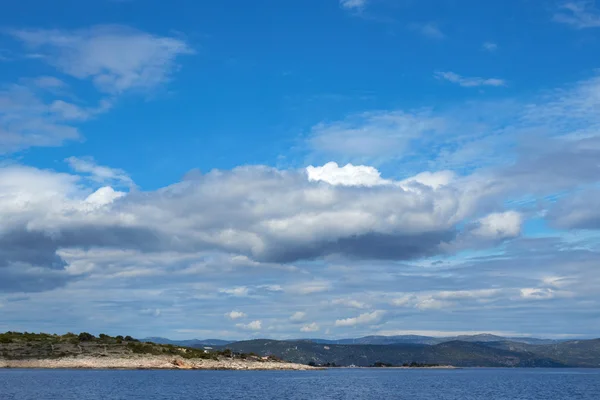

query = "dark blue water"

[0,368,598,399]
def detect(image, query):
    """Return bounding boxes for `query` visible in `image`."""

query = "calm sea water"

[1,368,598,399]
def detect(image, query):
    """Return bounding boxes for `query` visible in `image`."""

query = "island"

[0,332,316,371]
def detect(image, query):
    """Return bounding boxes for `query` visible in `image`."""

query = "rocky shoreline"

[0,355,317,371]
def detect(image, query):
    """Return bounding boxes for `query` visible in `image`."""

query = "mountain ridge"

[143,333,573,348]
[222,338,600,368]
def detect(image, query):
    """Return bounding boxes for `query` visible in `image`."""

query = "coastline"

[355,366,458,369]
[0,355,318,371]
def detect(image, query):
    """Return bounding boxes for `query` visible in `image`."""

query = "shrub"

[78,332,96,341]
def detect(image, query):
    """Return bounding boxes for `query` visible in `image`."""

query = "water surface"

[1,368,598,399]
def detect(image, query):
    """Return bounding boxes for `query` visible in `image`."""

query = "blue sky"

[1,0,599,340]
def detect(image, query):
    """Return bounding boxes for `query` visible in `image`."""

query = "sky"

[0,0,599,340]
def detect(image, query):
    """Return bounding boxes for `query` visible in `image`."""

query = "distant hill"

[483,339,600,368]
[224,338,600,368]
[293,334,564,346]
[300,335,439,345]
[142,337,232,347]
[144,334,568,348]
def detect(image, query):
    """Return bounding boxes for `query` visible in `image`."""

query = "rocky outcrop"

[0,355,317,370]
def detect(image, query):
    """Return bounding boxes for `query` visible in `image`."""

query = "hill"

[0,332,313,370]
[294,334,564,346]
[483,339,600,368]
[0,331,235,360]
[143,337,232,347]
[224,338,599,367]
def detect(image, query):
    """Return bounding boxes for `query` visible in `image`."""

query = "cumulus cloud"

[331,298,369,309]
[306,162,391,186]
[236,320,262,331]
[226,310,247,320]
[0,158,518,295]
[435,71,506,87]
[399,171,455,190]
[10,25,193,93]
[471,211,522,240]
[335,310,385,327]
[289,311,306,322]
[300,322,320,332]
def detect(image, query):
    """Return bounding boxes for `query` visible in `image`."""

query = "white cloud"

[542,276,575,288]
[2,25,191,154]
[554,1,600,29]
[410,22,445,39]
[33,76,66,89]
[306,162,391,186]
[226,310,247,320]
[332,298,369,309]
[435,71,506,87]
[340,0,366,10]
[335,310,385,327]
[472,211,522,240]
[290,311,306,322]
[85,187,126,208]
[0,160,489,273]
[435,289,502,300]
[66,156,133,187]
[236,320,262,331]
[0,85,81,153]
[49,100,112,122]
[482,42,498,52]
[519,287,573,301]
[414,298,450,310]
[392,289,503,310]
[286,281,332,295]
[140,308,161,317]
[308,110,445,160]
[520,288,556,300]
[219,287,250,297]
[399,171,455,190]
[10,25,193,93]
[300,322,320,333]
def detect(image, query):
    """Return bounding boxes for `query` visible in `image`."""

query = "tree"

[78,332,95,341]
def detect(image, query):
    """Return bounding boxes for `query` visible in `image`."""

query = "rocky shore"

[0,355,317,370]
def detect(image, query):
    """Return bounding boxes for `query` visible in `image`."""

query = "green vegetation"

[0,332,271,362]
[226,338,600,368]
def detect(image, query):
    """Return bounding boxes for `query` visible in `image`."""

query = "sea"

[1,368,598,399]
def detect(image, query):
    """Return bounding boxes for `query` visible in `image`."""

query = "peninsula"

[0,332,314,371]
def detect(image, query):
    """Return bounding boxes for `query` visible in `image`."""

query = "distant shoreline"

[347,366,459,369]
[0,355,318,371]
